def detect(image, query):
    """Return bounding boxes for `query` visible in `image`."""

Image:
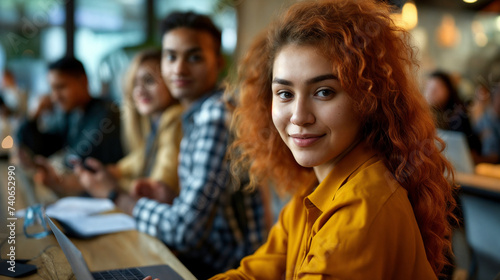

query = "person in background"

[76,49,183,203]
[16,56,124,195]
[0,70,28,158]
[424,70,482,162]
[474,83,500,164]
[1,70,28,119]
[469,77,491,126]
[82,11,267,279]
[200,0,454,278]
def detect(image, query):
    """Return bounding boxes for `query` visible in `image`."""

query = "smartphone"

[67,154,97,173]
[0,260,37,278]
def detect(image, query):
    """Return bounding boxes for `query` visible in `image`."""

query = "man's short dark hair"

[160,11,222,54]
[48,56,87,77]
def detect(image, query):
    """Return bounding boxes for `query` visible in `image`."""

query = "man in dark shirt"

[17,56,123,195]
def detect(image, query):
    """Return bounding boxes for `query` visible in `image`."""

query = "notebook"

[437,129,475,174]
[46,216,185,280]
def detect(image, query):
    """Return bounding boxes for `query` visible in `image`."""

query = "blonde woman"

[76,49,182,203]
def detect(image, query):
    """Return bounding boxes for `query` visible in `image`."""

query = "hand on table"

[14,146,37,170]
[74,157,119,198]
[131,179,177,204]
[33,156,61,189]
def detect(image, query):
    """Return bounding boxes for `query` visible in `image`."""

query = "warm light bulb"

[402,2,418,30]
[463,0,478,3]
[472,20,484,34]
[437,14,460,48]
[475,33,488,47]
[1,135,13,149]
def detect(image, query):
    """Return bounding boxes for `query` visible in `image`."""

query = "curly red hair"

[230,0,456,275]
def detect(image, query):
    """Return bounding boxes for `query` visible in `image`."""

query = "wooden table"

[455,172,500,195]
[0,160,196,280]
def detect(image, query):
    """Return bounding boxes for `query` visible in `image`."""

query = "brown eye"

[190,54,202,62]
[144,76,155,86]
[277,91,293,100]
[316,89,334,98]
[164,54,176,62]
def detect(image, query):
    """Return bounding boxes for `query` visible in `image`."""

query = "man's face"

[48,70,87,112]
[492,89,500,117]
[161,27,221,106]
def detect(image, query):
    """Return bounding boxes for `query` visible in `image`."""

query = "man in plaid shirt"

[81,11,267,279]
[134,89,266,278]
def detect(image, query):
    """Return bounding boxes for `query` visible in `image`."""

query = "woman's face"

[424,77,449,109]
[271,44,362,181]
[133,59,174,118]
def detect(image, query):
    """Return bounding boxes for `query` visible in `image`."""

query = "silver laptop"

[46,216,184,280]
[437,129,475,174]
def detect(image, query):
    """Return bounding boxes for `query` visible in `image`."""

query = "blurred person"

[424,70,482,162]
[0,96,10,117]
[474,83,500,164]
[82,11,267,279]
[16,56,124,195]
[75,49,183,202]
[470,78,491,126]
[0,96,12,158]
[1,70,28,118]
[194,0,457,278]
[0,70,28,158]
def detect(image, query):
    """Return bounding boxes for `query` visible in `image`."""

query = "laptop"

[437,129,475,174]
[46,216,185,280]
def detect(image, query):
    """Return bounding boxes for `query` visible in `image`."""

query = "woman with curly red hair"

[210,0,456,279]
[145,0,456,279]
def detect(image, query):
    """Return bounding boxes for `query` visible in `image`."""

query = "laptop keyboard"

[92,268,145,280]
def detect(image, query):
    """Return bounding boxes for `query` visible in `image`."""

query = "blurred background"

[1,0,500,111]
[1,1,500,279]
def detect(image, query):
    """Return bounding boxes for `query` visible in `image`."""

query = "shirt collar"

[149,116,161,134]
[157,104,183,129]
[306,141,378,212]
[181,88,222,130]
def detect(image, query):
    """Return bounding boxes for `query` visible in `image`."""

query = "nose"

[290,98,315,126]
[173,58,188,75]
[133,85,147,98]
[51,90,61,102]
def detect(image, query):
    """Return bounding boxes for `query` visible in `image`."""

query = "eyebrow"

[307,74,338,84]
[163,47,203,55]
[272,74,338,86]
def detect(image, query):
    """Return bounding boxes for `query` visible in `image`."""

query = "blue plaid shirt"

[133,90,267,274]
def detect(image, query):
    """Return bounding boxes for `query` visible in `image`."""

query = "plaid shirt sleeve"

[132,99,230,252]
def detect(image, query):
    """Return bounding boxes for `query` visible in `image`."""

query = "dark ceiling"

[385,0,500,11]
[416,0,498,11]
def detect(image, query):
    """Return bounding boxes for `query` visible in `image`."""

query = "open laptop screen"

[437,129,475,174]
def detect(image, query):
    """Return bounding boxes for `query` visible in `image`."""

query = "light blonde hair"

[122,49,166,151]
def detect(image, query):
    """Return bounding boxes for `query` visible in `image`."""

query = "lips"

[139,97,151,103]
[289,134,324,147]
[136,96,152,105]
[171,79,192,87]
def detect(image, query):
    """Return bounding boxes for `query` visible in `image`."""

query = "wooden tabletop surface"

[455,172,500,194]
[0,160,196,280]
[0,225,196,280]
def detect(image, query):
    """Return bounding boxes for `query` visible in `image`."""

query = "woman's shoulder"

[159,104,184,125]
[333,159,413,227]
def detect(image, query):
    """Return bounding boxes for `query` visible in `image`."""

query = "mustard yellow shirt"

[212,143,437,280]
[117,104,183,193]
